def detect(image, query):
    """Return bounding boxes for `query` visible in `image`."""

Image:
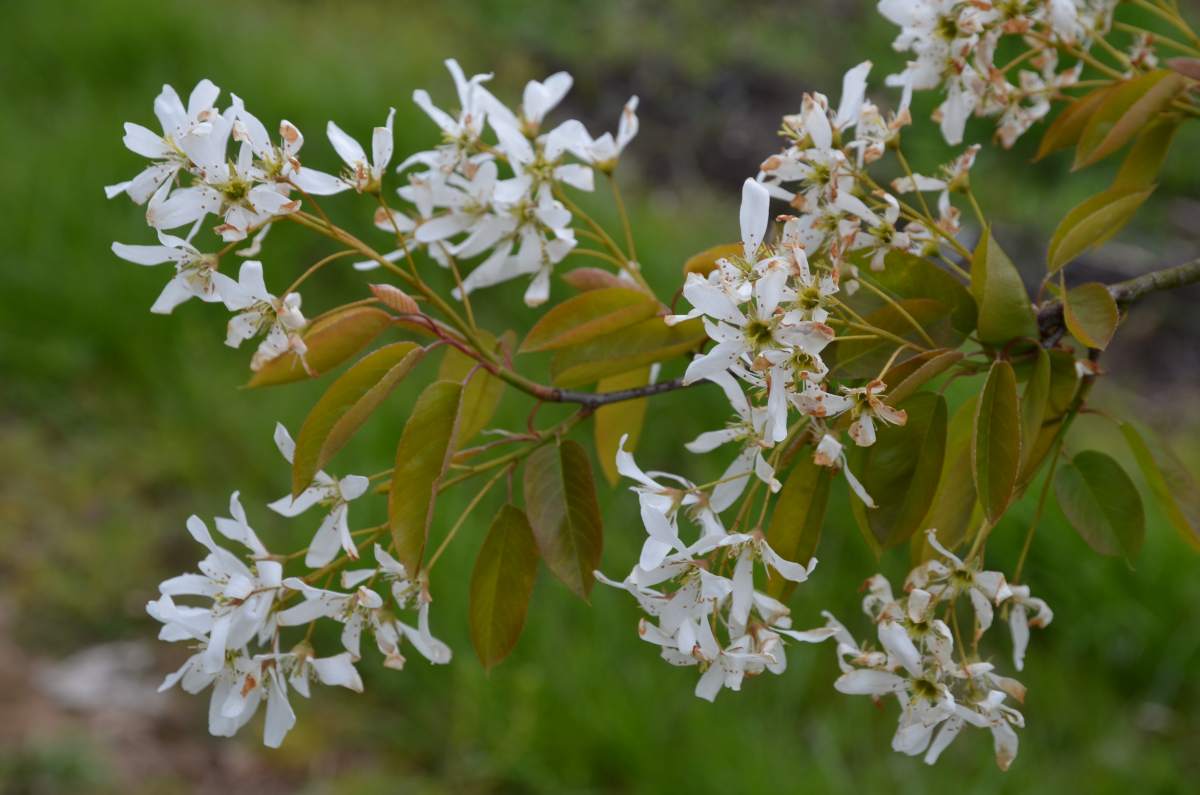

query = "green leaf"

[766,456,831,600]
[1120,422,1200,551]
[1055,450,1145,560]
[439,331,513,445]
[1019,348,1051,471]
[1063,282,1120,350]
[1114,118,1181,191]
[292,342,425,497]
[389,381,463,574]
[1046,186,1155,274]
[883,349,964,406]
[1075,69,1189,169]
[862,251,978,337]
[1046,349,1080,416]
[246,306,393,387]
[469,504,539,671]
[832,299,956,379]
[594,367,651,486]
[849,392,948,551]
[1036,85,1114,160]
[973,360,1021,524]
[917,396,980,559]
[683,242,741,276]
[523,439,604,599]
[520,287,659,353]
[971,229,1037,345]
[550,318,706,388]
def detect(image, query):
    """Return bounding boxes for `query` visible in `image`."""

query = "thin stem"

[1131,0,1200,43]
[426,463,512,570]
[284,249,358,295]
[1012,439,1065,584]
[1115,21,1200,56]
[895,148,934,222]
[566,247,630,270]
[609,174,638,264]
[855,278,938,348]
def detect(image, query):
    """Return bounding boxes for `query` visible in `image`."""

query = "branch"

[550,377,704,408]
[1037,257,1200,345]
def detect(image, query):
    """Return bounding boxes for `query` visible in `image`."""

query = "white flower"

[111,231,240,314]
[408,59,494,173]
[230,96,347,196]
[843,379,908,447]
[105,79,220,203]
[327,108,396,193]
[223,261,308,371]
[813,433,875,507]
[576,96,639,171]
[267,424,369,568]
[910,529,1013,639]
[1006,584,1053,671]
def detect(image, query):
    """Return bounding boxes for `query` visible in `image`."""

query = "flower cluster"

[879,0,1118,146]
[807,530,1053,769]
[370,59,640,306]
[145,426,451,747]
[596,437,838,701]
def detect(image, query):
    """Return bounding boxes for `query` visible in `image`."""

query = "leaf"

[523,439,604,599]
[439,331,513,445]
[884,349,964,406]
[1036,86,1114,160]
[1120,422,1200,551]
[917,396,980,558]
[594,367,652,486]
[1063,282,1120,350]
[1113,118,1181,191]
[1074,69,1188,169]
[246,306,393,387]
[469,504,539,671]
[971,229,1037,345]
[550,317,706,388]
[832,299,956,379]
[973,360,1021,524]
[521,287,659,353]
[1167,57,1200,81]
[292,342,425,496]
[848,392,948,551]
[1055,450,1145,560]
[766,456,831,600]
[561,267,627,292]
[683,242,741,276]
[862,251,978,337]
[1046,349,1080,416]
[1019,347,1051,470]
[369,283,420,315]
[1046,186,1155,274]
[389,381,463,574]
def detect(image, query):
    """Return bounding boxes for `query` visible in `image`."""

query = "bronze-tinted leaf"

[916,396,980,561]
[594,367,652,486]
[1063,282,1119,350]
[766,456,831,600]
[247,306,393,387]
[1019,347,1051,471]
[973,360,1021,524]
[523,439,604,599]
[550,317,706,388]
[1036,85,1114,160]
[521,287,659,353]
[439,331,513,445]
[1120,422,1200,551]
[1055,450,1145,560]
[1074,69,1188,169]
[389,381,463,574]
[1047,187,1154,274]
[469,504,539,671]
[884,349,964,406]
[971,230,1037,345]
[683,242,741,276]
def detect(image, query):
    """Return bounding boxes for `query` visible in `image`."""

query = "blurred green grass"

[2,1,1199,793]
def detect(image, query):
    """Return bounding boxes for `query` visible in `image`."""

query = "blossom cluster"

[144,426,451,747]
[808,530,1053,769]
[879,0,1119,146]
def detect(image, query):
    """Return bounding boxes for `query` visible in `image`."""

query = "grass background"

[1,1,1199,792]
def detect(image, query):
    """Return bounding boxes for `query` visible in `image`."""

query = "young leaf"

[1113,118,1181,191]
[1046,186,1155,274]
[292,341,425,496]
[971,229,1037,345]
[974,360,1021,524]
[1074,69,1189,169]
[848,392,948,551]
[439,331,513,445]
[765,456,831,600]
[523,439,604,599]
[247,306,393,387]
[594,367,652,486]
[1036,85,1114,160]
[861,251,978,337]
[369,283,420,315]
[562,267,627,292]
[1120,422,1200,551]
[884,349,964,406]
[1019,347,1051,470]
[1063,282,1120,350]
[1167,57,1200,81]
[918,396,980,557]
[469,504,539,671]
[832,299,956,379]
[520,287,659,353]
[550,318,706,388]
[1055,450,1145,560]
[683,242,741,276]
[389,381,464,574]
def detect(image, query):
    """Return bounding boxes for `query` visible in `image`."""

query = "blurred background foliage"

[1,0,1199,793]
